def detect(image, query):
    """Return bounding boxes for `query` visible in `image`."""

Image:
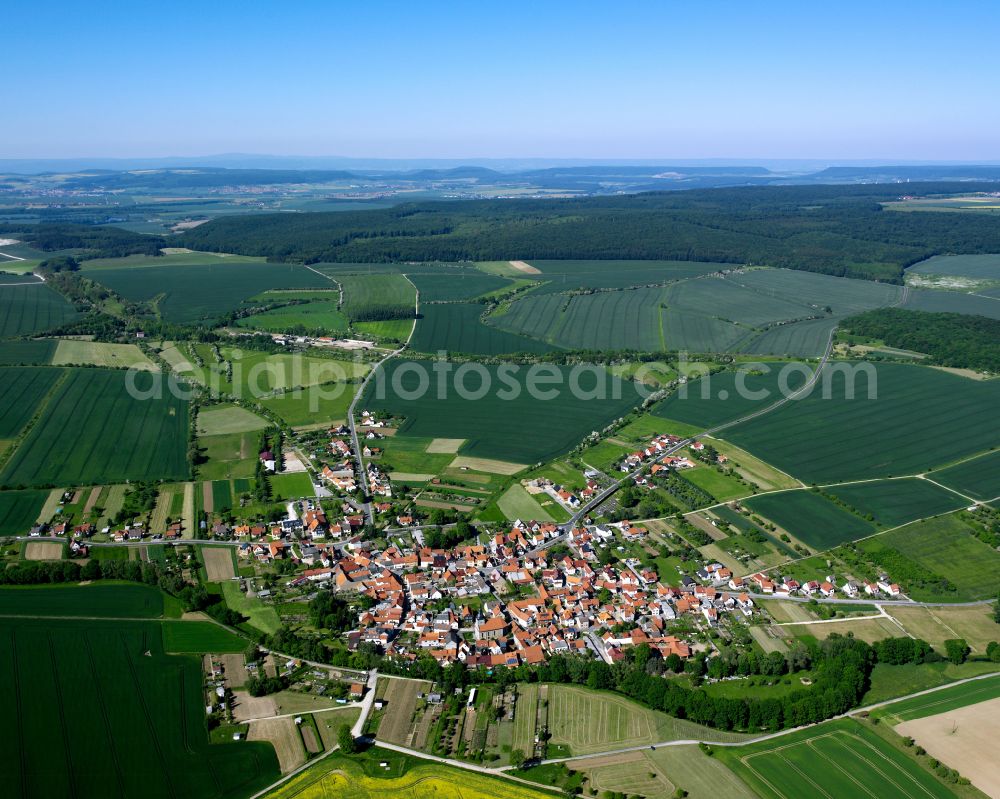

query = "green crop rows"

[87,261,330,323]
[412,303,554,355]
[363,359,643,464]
[725,363,1000,484]
[1,368,190,487]
[0,284,81,337]
[746,490,875,549]
[0,366,62,438]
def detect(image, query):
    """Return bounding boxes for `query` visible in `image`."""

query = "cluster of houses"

[524,477,601,511]
[618,434,699,473]
[744,572,902,598]
[233,501,370,564]
[276,518,764,670]
[317,420,391,499]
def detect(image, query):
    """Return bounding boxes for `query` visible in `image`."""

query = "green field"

[933,450,1000,502]
[733,268,903,316]
[908,254,1000,279]
[198,404,272,435]
[0,489,49,535]
[526,259,730,294]
[412,302,554,355]
[683,466,751,501]
[902,288,1000,319]
[669,275,813,328]
[270,472,315,500]
[161,620,247,653]
[876,674,1000,722]
[725,362,1000,484]
[824,478,967,527]
[0,284,81,337]
[0,366,62,438]
[0,582,171,618]
[492,287,668,351]
[0,339,57,365]
[353,318,415,341]
[746,489,875,549]
[408,271,511,301]
[234,298,349,334]
[652,364,810,430]
[740,316,839,358]
[0,613,279,799]
[177,345,369,398]
[546,685,747,756]
[338,273,415,320]
[362,359,643,464]
[220,581,282,635]
[260,382,357,427]
[1,368,190,487]
[51,340,157,370]
[87,261,330,323]
[496,484,556,522]
[719,719,957,799]
[198,432,259,480]
[863,514,1000,601]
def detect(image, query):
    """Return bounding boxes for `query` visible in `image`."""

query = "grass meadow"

[546,685,747,756]
[862,514,1000,601]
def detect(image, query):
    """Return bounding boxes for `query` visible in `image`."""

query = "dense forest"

[177,182,1000,282]
[842,307,1000,371]
[0,222,165,259]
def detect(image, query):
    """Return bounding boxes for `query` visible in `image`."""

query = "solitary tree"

[337,724,357,754]
[944,639,970,665]
[509,748,526,769]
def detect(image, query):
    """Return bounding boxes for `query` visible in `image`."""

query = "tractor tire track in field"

[83,633,128,798]
[10,627,28,797]
[46,632,79,799]
[0,368,69,480]
[117,630,179,799]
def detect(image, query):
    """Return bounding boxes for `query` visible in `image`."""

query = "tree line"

[177,182,1000,283]
[842,307,1000,372]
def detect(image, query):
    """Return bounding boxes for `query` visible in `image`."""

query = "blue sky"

[6,0,1000,159]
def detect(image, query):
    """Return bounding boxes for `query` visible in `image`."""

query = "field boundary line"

[837,732,939,799]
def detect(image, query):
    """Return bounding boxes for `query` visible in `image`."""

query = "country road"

[562,327,836,532]
[346,275,419,526]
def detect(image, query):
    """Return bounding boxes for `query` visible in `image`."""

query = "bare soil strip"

[203,547,236,582]
[509,260,542,274]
